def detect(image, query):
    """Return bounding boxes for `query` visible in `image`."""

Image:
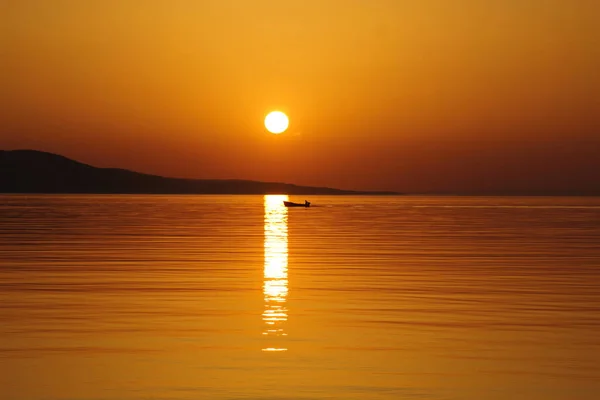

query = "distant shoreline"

[0,150,400,195]
[0,192,403,196]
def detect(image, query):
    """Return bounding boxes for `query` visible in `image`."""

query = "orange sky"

[2,0,599,194]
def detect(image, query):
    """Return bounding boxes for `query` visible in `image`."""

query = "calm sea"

[1,195,599,400]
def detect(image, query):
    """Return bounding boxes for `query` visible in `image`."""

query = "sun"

[264,111,289,134]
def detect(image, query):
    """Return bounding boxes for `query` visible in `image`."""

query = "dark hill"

[0,150,398,195]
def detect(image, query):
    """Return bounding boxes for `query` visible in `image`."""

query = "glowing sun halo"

[265,111,289,134]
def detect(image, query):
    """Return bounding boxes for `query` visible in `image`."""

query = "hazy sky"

[2,0,599,194]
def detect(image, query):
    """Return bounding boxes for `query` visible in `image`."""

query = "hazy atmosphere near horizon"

[2,0,600,194]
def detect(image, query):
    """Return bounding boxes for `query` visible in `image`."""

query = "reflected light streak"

[262,195,289,352]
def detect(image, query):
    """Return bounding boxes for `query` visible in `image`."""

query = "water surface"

[1,195,599,400]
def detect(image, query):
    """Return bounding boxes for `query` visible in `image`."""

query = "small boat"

[284,200,310,208]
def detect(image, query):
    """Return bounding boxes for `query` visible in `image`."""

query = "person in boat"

[305,200,310,207]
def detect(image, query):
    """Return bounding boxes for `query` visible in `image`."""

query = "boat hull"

[283,201,310,208]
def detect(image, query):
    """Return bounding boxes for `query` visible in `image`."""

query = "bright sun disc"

[265,111,289,134]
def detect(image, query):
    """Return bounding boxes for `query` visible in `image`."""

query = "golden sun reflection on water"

[262,195,289,352]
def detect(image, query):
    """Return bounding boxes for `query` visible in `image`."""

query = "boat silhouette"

[283,200,310,208]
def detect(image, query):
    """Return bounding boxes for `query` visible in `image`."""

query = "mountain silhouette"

[0,150,398,195]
